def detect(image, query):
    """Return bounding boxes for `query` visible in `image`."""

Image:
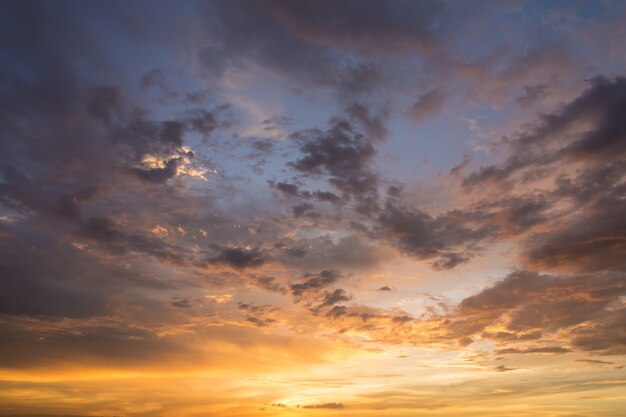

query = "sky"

[0,0,625,416]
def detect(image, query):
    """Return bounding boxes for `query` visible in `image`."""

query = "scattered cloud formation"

[1,1,626,416]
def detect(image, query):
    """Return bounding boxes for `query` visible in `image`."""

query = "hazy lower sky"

[1,1,625,416]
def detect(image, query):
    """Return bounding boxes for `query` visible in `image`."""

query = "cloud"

[245,316,277,327]
[288,120,378,204]
[80,217,190,266]
[391,315,413,324]
[314,289,352,310]
[432,252,470,270]
[447,270,626,353]
[409,88,447,122]
[576,359,614,365]
[346,102,389,140]
[250,275,287,294]
[327,305,348,319]
[481,331,542,341]
[197,0,474,104]
[292,202,315,218]
[0,251,109,318]
[130,157,182,184]
[171,298,192,308]
[494,365,517,372]
[1,3,626,412]
[290,270,342,298]
[281,235,387,271]
[463,76,626,190]
[516,84,549,106]
[520,171,626,272]
[495,346,571,354]
[374,202,495,268]
[275,181,300,197]
[302,402,345,409]
[208,247,265,269]
[571,308,626,354]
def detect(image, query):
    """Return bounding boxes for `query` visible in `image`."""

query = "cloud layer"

[1,1,625,416]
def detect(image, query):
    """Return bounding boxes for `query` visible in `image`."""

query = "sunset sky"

[1,1,625,416]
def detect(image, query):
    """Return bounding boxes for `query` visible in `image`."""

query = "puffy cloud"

[275,181,300,197]
[288,120,378,200]
[374,202,495,268]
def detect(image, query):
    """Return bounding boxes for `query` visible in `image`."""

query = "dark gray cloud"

[312,190,342,204]
[432,252,470,270]
[0,227,177,320]
[80,217,190,266]
[315,289,352,310]
[327,305,348,319]
[0,323,179,369]
[496,195,551,236]
[276,235,386,271]
[238,302,279,327]
[292,202,315,218]
[250,275,287,294]
[447,76,626,288]
[275,181,300,197]
[374,202,496,268]
[346,102,389,141]
[447,269,626,353]
[572,308,626,354]
[259,0,447,54]
[288,120,378,204]
[0,318,290,370]
[0,1,237,338]
[0,253,109,318]
[271,180,344,210]
[520,164,626,272]
[391,315,413,324]
[199,0,476,103]
[290,270,342,299]
[245,316,277,327]
[208,247,265,270]
[251,139,274,153]
[463,76,626,189]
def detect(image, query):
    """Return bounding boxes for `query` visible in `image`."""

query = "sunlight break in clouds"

[0,1,625,416]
